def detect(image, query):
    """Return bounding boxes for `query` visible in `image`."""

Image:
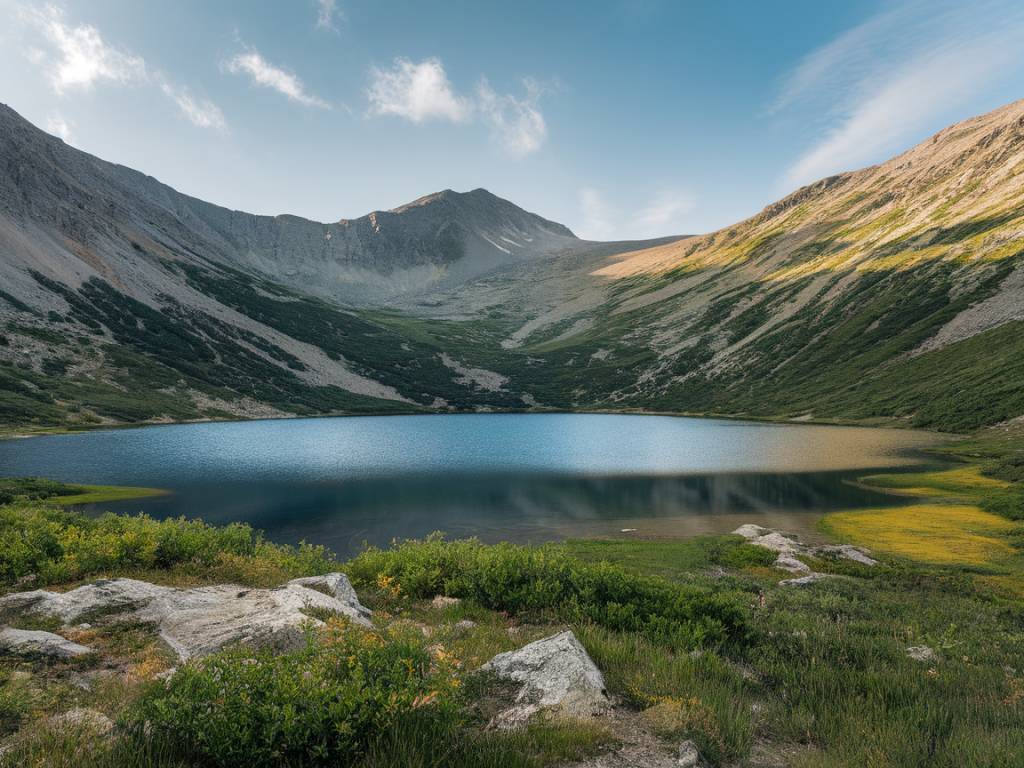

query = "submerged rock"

[0,627,91,659]
[0,573,372,661]
[481,630,610,728]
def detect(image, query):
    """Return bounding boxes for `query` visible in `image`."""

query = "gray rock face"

[0,627,91,659]
[0,573,371,660]
[481,630,609,727]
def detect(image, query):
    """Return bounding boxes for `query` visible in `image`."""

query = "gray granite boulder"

[481,630,609,728]
[0,627,91,659]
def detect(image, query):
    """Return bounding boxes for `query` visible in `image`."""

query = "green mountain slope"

[1,100,1023,433]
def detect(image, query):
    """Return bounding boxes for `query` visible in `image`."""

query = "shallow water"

[0,414,940,557]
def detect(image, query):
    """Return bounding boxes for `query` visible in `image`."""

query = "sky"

[2,0,1023,240]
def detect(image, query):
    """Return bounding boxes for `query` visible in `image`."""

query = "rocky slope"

[1,100,1023,432]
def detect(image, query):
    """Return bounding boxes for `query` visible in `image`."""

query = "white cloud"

[578,187,695,241]
[315,0,341,32]
[366,57,549,155]
[45,113,73,143]
[635,191,694,236]
[775,0,1024,188]
[367,57,471,123]
[579,186,617,241]
[28,4,146,93]
[160,82,227,131]
[477,78,546,157]
[226,49,329,108]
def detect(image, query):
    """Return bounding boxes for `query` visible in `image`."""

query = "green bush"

[0,502,334,586]
[0,477,85,505]
[131,622,460,768]
[347,536,748,650]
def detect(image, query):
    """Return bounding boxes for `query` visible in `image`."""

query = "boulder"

[906,645,938,663]
[288,573,373,621]
[815,544,878,566]
[49,708,114,735]
[0,579,171,623]
[0,575,373,661]
[481,630,609,727]
[773,554,811,574]
[779,573,830,587]
[677,740,708,768]
[431,595,462,609]
[0,627,92,659]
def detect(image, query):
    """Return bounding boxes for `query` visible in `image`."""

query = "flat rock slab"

[481,630,609,728]
[779,573,830,587]
[733,525,878,567]
[0,573,372,660]
[0,627,92,659]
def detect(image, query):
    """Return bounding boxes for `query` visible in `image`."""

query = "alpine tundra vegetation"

[1,2,1024,767]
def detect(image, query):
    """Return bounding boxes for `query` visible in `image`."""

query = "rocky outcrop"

[49,708,114,735]
[733,524,877,585]
[0,573,371,660]
[481,630,610,728]
[0,627,91,659]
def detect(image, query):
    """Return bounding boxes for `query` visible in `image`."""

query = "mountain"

[1,100,1022,432]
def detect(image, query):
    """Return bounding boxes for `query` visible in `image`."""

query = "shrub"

[130,621,460,768]
[347,536,748,650]
[0,502,335,586]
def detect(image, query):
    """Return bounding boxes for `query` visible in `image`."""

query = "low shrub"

[347,536,748,650]
[0,502,334,586]
[130,620,460,768]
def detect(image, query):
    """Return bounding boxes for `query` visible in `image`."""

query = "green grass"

[51,485,169,506]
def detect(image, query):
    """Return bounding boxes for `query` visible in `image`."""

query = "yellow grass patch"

[858,466,1007,501]
[822,504,1016,566]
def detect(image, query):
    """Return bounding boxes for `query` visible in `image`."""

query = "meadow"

[0,425,1022,767]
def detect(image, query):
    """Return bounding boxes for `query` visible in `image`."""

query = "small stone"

[773,554,811,574]
[454,619,477,631]
[906,645,938,663]
[431,595,461,609]
[677,739,707,767]
[49,708,114,735]
[779,573,829,587]
[0,627,91,659]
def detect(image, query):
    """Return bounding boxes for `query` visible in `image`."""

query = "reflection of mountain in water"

[100,471,904,558]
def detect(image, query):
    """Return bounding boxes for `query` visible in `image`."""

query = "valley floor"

[0,424,1022,767]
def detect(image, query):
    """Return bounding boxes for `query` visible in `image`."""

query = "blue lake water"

[0,414,940,557]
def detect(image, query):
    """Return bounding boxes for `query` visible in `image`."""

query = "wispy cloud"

[315,0,341,32]
[578,187,693,240]
[775,0,1024,188]
[579,187,617,241]
[367,57,471,123]
[27,4,146,93]
[160,82,227,131]
[45,112,73,143]
[477,78,546,157]
[635,191,693,237]
[226,49,330,108]
[367,57,549,156]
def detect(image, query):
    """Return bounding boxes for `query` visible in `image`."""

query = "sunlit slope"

[513,99,1024,428]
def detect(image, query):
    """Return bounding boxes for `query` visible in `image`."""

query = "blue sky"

[2,0,1023,240]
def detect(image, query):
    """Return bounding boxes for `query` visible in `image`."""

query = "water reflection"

[96,471,906,558]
